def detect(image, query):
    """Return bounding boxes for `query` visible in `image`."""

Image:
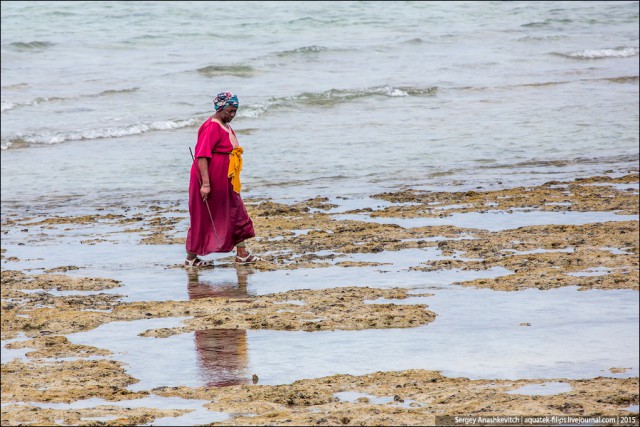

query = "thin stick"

[190,147,222,249]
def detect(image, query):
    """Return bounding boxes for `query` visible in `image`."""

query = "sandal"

[235,253,263,264]
[184,257,214,268]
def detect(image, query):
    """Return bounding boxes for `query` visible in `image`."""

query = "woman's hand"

[200,184,210,201]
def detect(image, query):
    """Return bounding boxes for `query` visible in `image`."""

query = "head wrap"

[213,92,239,111]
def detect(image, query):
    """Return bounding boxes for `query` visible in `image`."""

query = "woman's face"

[219,106,237,123]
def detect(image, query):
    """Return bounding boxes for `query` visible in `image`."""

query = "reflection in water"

[187,268,254,387]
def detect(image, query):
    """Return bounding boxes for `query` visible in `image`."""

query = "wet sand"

[1,173,638,425]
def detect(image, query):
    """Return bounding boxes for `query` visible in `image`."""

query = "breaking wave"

[2,85,438,149]
[275,45,329,56]
[553,46,639,60]
[239,85,438,118]
[1,118,199,150]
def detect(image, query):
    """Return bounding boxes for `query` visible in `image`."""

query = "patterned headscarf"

[213,92,239,111]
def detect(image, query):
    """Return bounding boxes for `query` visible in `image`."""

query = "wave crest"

[555,47,639,60]
[297,86,437,105]
[2,86,437,149]
[1,118,199,150]
[275,45,329,56]
[236,85,437,118]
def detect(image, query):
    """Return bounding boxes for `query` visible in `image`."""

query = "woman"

[185,92,259,267]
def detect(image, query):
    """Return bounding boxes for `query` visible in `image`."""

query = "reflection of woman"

[193,329,248,387]
[188,268,253,387]
[185,92,260,267]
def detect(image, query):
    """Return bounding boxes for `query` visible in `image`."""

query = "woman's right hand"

[200,184,211,201]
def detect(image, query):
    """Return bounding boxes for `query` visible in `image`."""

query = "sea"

[1,0,638,215]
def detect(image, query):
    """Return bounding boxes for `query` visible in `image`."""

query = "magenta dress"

[186,119,255,255]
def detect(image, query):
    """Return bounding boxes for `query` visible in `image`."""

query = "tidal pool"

[64,286,638,388]
[333,210,638,231]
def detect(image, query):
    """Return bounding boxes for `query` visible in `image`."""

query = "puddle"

[501,247,574,255]
[273,300,306,306]
[67,268,257,390]
[268,229,323,241]
[333,211,638,231]
[507,381,572,395]
[601,247,634,255]
[582,183,639,192]
[333,391,421,408]
[1,242,507,301]
[400,235,477,243]
[567,267,613,277]
[293,247,484,269]
[620,404,640,412]
[1,333,32,363]
[0,241,242,303]
[2,243,511,302]
[323,197,421,214]
[240,264,512,295]
[67,318,250,390]
[545,202,573,207]
[4,395,230,426]
[1,242,189,302]
[66,286,638,388]
[434,203,475,211]
[338,247,482,268]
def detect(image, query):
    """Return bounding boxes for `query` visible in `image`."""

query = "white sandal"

[184,257,214,268]
[235,253,263,264]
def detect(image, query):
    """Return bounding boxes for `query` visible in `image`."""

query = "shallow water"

[3,215,638,387]
[507,381,573,396]
[0,333,30,364]
[60,285,638,388]
[333,391,421,408]
[333,210,639,231]
[5,395,230,426]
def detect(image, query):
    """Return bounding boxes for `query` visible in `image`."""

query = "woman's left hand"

[200,184,210,201]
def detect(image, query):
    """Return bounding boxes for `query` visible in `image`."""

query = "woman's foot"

[185,257,214,268]
[235,252,262,264]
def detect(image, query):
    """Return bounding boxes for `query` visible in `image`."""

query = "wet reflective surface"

[1,197,637,418]
[507,382,573,396]
[187,268,252,387]
[60,281,638,388]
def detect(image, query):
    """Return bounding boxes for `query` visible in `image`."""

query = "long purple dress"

[186,119,255,255]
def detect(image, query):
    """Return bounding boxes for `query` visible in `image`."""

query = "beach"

[2,173,639,425]
[1,1,639,425]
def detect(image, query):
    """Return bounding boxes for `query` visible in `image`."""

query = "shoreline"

[1,173,638,425]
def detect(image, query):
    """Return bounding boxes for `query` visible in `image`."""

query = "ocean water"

[1,0,638,214]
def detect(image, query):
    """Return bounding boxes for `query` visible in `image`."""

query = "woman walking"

[185,92,259,267]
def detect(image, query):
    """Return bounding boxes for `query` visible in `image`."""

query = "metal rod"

[190,147,222,249]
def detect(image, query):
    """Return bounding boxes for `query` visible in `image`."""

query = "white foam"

[1,99,16,112]
[9,119,199,146]
[565,47,639,59]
